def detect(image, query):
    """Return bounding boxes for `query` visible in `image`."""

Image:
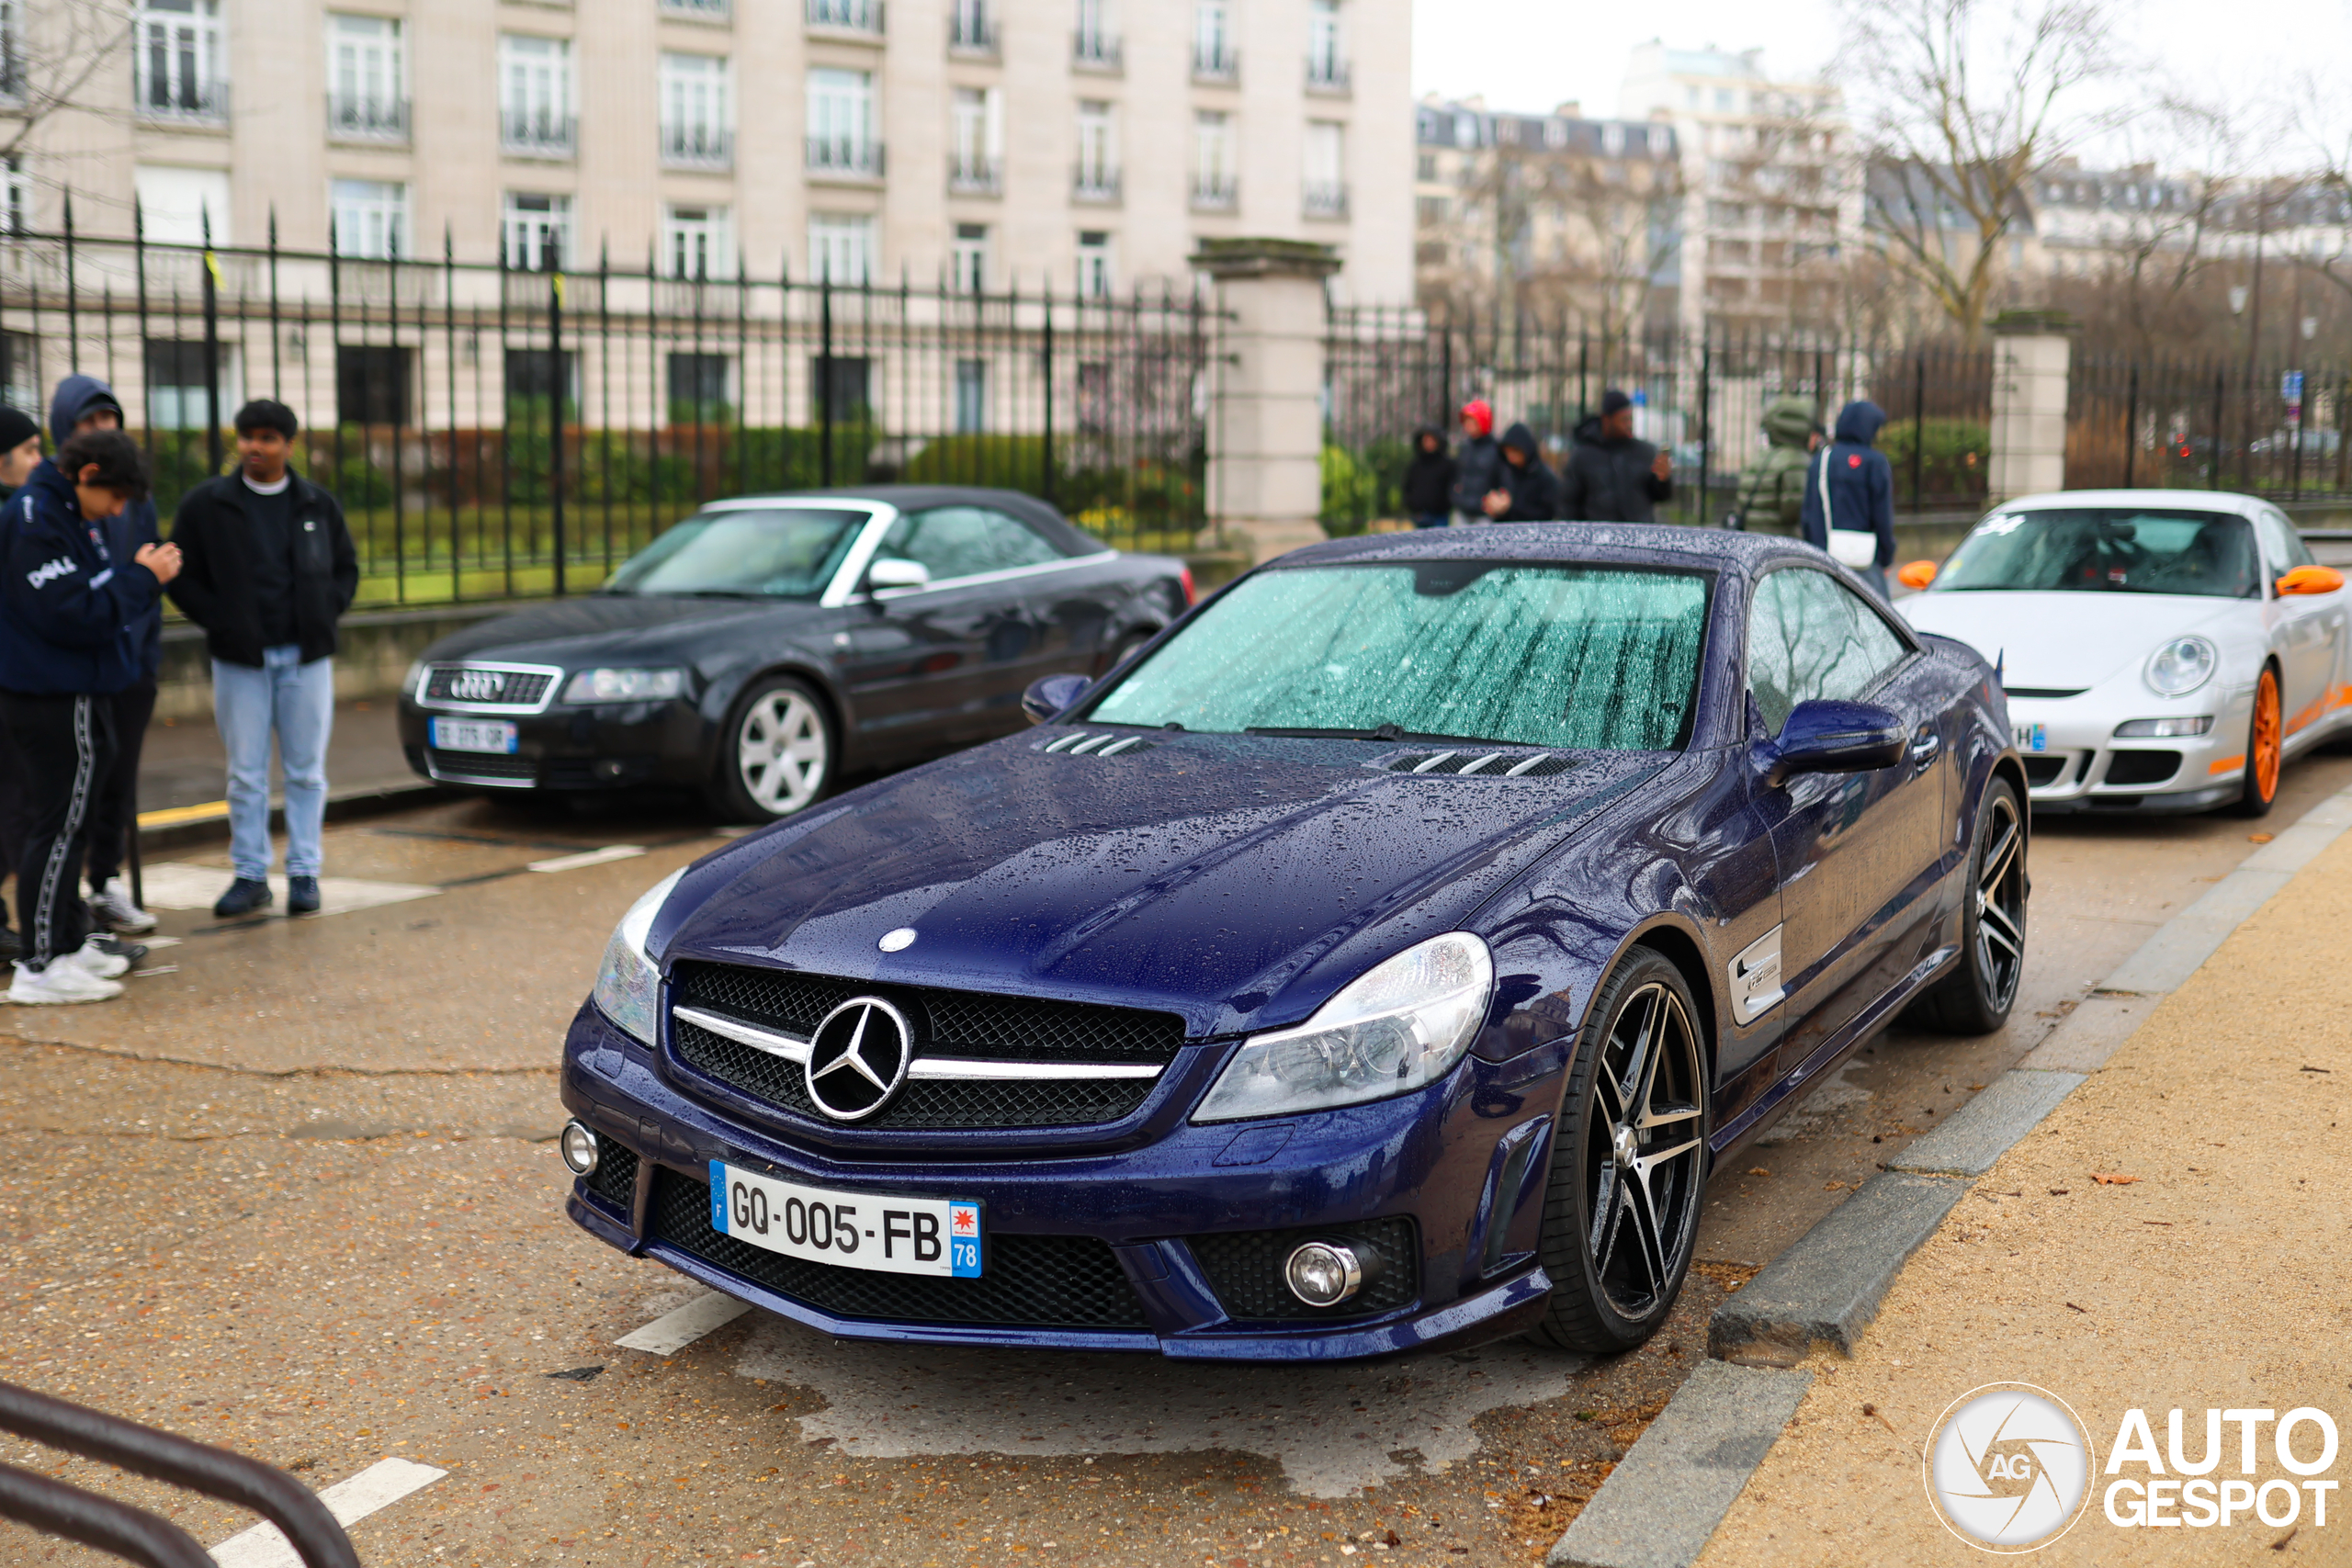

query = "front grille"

[2105,750,2181,786]
[425,750,537,783]
[582,1142,640,1213]
[2020,753,2070,788]
[649,1168,1151,1329]
[2002,686,2088,700]
[424,666,556,706]
[1385,751,1576,778]
[1188,1216,1419,1321]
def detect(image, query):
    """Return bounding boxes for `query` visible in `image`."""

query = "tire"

[1527,950,1710,1355]
[1908,777,2028,1036]
[707,675,836,823]
[2232,664,2283,818]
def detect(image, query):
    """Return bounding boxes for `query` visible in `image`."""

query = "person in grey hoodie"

[1800,400,1899,598]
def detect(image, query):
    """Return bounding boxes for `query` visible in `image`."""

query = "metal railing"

[1306,56,1351,93]
[947,154,1001,196]
[662,124,734,171]
[807,136,885,177]
[948,3,997,53]
[1072,28,1121,69]
[502,108,577,157]
[1191,41,1238,82]
[662,0,731,16]
[1073,165,1122,204]
[1303,181,1349,219]
[1190,175,1238,211]
[138,76,229,123]
[806,0,884,31]
[328,92,410,141]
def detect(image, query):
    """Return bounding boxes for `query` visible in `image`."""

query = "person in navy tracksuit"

[0,431,181,1002]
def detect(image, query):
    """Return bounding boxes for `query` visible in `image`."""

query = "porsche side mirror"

[1896,559,1938,590]
[2277,565,2345,597]
[1022,672,1091,725]
[866,558,931,596]
[1758,700,1907,787]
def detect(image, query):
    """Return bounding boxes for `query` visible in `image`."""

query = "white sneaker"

[91,876,159,934]
[63,937,132,979]
[10,960,124,1004]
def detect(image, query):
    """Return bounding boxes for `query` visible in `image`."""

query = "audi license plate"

[429,717,519,754]
[709,1160,982,1278]
[2013,723,2049,753]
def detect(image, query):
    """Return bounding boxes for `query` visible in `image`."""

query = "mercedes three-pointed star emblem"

[804,997,914,1122]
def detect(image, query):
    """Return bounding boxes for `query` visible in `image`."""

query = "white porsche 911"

[1897,490,2348,817]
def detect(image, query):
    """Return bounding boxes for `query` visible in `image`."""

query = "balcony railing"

[806,0,884,35]
[662,124,734,170]
[807,136,885,178]
[661,0,731,16]
[139,75,230,124]
[1303,180,1349,219]
[1072,165,1122,204]
[948,6,996,54]
[1072,28,1121,70]
[1192,42,1238,83]
[1191,174,1238,211]
[328,92,410,142]
[948,154,1001,196]
[503,108,577,157]
[1306,56,1350,94]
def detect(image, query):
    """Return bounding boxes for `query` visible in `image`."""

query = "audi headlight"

[403,660,425,699]
[1193,932,1494,1123]
[591,868,685,1045]
[2144,637,2217,697]
[564,667,688,704]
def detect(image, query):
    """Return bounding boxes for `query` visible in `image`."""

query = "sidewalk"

[137,698,417,817]
[1696,828,2352,1564]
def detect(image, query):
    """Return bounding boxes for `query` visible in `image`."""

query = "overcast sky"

[1409,0,2352,168]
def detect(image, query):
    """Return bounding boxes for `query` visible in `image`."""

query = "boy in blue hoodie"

[0,431,182,1003]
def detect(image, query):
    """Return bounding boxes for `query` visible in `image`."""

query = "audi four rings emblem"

[448,670,504,702]
[804,998,914,1121]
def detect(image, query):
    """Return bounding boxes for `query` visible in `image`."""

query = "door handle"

[1908,733,1941,772]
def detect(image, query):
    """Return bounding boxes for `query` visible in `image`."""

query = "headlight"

[2115,716,2215,739]
[1193,932,1494,1123]
[2143,637,2217,696]
[404,660,425,698]
[564,667,688,704]
[591,868,685,1045]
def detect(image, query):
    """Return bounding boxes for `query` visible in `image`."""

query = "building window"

[1074,100,1117,201]
[3,157,28,235]
[1193,0,1234,79]
[145,339,232,429]
[500,35,575,157]
[660,52,732,169]
[662,0,731,17]
[811,354,871,419]
[1,330,36,413]
[949,86,1001,194]
[669,353,730,420]
[949,0,995,53]
[951,222,989,293]
[1306,0,1346,88]
[136,0,227,121]
[335,345,411,424]
[1304,120,1346,217]
[662,204,731,280]
[807,68,880,176]
[1601,121,1625,156]
[503,192,571,272]
[955,358,988,433]
[0,0,20,103]
[1073,0,1119,66]
[1415,195,1447,225]
[134,164,231,244]
[1193,110,1235,208]
[808,212,874,284]
[505,348,575,404]
[1076,230,1112,299]
[807,0,882,32]
[327,14,406,140]
[330,178,408,259]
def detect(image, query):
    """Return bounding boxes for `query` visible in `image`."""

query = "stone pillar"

[1986,309,2075,503]
[1192,238,1341,565]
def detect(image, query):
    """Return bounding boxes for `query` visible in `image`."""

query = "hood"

[656,733,1667,1040]
[1898,590,2244,692]
[1408,427,1449,463]
[1498,422,1542,462]
[418,592,814,665]
[1761,397,1816,450]
[50,374,123,446]
[1833,400,1886,447]
[18,457,77,515]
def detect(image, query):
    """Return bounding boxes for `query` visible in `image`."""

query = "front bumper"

[399,698,712,792]
[560,1003,1566,1360]
[2007,687,2250,815]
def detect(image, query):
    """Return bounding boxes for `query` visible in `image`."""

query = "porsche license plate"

[708,1161,982,1278]
[429,717,519,754]
[2012,723,2048,753]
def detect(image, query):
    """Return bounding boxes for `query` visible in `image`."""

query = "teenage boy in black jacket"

[0,431,182,1003]
[167,401,358,919]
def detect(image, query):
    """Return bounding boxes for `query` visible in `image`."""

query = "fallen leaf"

[1747,1168,1770,1177]
[2091,1173,2139,1185]
[2066,1302,2088,1313]
[2249,832,2275,843]
[1968,1083,1985,1091]
[2049,1188,2071,1195]
[1385,1531,1403,1547]
[2301,1066,2333,1074]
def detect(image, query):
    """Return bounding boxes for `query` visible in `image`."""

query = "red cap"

[1460,399,1493,436]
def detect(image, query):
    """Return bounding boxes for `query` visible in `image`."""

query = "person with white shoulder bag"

[1801,400,1898,599]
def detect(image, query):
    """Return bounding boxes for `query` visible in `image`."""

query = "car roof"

[1271,522,1818,577]
[697,485,1103,558]
[1993,490,2268,518]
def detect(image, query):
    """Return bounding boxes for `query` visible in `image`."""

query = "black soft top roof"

[716,485,1102,558]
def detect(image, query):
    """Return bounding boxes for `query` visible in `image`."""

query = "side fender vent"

[1038,732,1157,758]
[1384,750,1575,778]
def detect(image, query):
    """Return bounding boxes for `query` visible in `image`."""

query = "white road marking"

[528,844,647,874]
[616,1290,751,1354]
[209,1456,446,1567]
[139,863,439,919]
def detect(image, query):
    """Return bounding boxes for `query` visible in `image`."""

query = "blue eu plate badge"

[947,1201,982,1278]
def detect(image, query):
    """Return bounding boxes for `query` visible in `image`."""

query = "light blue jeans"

[214,647,334,881]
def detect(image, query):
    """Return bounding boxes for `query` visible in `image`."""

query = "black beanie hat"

[0,406,39,453]
[1600,389,1634,417]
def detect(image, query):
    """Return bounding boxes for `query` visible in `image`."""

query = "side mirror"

[866,558,931,596]
[2277,565,2345,597]
[1758,699,1907,787]
[1022,672,1091,725]
[1896,559,1938,590]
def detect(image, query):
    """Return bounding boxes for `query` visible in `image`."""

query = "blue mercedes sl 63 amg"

[557,525,2028,1359]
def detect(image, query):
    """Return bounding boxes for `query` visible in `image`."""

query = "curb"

[1546,780,2352,1568]
[136,779,442,857]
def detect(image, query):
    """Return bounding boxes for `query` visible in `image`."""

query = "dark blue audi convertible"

[558,525,2028,1359]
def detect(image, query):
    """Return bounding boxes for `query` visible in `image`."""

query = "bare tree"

[2082,97,2256,357]
[0,1,138,193]
[2293,82,2352,314]
[1842,0,2120,343]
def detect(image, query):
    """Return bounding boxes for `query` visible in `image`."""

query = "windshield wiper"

[665,588,772,599]
[1245,724,1520,747]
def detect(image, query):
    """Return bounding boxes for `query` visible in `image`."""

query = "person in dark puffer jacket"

[1478,423,1563,521]
[1559,389,1673,523]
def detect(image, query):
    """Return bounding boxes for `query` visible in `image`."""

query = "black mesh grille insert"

[2020,753,2070,788]
[648,1168,1151,1330]
[581,1142,639,1213]
[426,750,537,782]
[2105,750,2182,786]
[1188,1217,1419,1322]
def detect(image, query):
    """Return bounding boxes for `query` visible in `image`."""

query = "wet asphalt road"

[6,757,2350,1568]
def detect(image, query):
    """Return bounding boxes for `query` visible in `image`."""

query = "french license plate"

[709,1160,982,1278]
[2012,723,2049,753]
[429,717,519,754]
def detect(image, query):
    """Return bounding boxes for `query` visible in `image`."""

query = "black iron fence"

[2069,352,2352,499]
[0,224,1214,606]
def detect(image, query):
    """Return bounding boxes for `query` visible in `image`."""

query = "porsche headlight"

[564,667,688,704]
[1193,932,1494,1123]
[2144,637,2218,696]
[592,868,685,1045]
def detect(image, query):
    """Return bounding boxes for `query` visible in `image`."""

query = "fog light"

[560,1121,600,1175]
[1283,1241,1363,1307]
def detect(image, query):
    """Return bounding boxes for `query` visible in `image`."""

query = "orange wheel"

[2238,667,2282,817]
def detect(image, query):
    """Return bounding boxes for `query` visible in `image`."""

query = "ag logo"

[804,997,913,1122]
[1923,1382,2095,1552]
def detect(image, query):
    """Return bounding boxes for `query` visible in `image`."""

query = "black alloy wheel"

[1908,777,2028,1036]
[1529,951,1709,1354]
[707,674,836,823]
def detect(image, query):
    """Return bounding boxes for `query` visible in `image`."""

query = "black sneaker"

[0,926,18,962]
[91,934,150,967]
[288,875,322,915]
[213,877,274,919]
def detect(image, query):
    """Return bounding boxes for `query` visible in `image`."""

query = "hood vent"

[1039,731,1158,758]
[1384,750,1576,778]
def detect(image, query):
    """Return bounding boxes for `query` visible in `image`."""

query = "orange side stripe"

[2209,753,2246,775]
[2288,697,2325,735]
